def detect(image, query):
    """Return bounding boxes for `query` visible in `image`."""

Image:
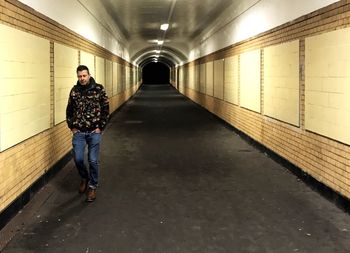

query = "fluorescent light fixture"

[160,23,169,31]
[157,40,164,45]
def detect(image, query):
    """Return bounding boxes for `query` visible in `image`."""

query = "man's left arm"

[98,86,110,131]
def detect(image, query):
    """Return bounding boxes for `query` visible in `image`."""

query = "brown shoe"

[86,188,96,202]
[78,179,87,194]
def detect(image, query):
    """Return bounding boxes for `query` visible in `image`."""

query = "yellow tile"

[224,56,239,105]
[95,57,106,85]
[200,64,206,93]
[263,41,299,126]
[54,43,78,124]
[80,51,95,76]
[214,59,224,99]
[113,62,119,95]
[105,60,113,97]
[0,24,50,151]
[305,27,350,144]
[240,49,261,113]
[189,65,195,90]
[206,62,214,96]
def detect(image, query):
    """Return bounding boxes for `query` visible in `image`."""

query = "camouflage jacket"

[66,77,109,131]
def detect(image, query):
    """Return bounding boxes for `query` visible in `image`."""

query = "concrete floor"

[1,84,350,253]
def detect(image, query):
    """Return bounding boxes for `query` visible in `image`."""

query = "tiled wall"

[305,27,350,144]
[54,43,78,125]
[177,0,350,200]
[224,55,239,105]
[240,49,261,113]
[105,60,113,98]
[80,51,95,77]
[0,23,51,151]
[264,40,299,126]
[0,0,141,214]
[206,62,214,96]
[95,56,106,91]
[213,59,224,100]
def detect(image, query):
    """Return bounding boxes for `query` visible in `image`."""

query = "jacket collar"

[76,76,96,91]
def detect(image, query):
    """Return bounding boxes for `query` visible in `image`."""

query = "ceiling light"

[160,23,169,31]
[157,40,164,45]
[155,50,160,53]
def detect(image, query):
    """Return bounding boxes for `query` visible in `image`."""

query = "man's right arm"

[66,89,74,129]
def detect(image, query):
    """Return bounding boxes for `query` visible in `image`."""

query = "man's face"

[77,70,90,85]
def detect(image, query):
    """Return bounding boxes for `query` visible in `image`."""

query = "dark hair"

[76,65,90,74]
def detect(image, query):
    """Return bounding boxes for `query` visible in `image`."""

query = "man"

[66,65,109,202]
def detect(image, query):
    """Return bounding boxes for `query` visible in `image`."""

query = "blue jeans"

[72,131,102,189]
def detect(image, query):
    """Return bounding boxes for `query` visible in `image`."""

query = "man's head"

[76,65,90,85]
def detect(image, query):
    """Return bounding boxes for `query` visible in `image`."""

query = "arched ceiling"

[131,46,187,68]
[78,0,256,66]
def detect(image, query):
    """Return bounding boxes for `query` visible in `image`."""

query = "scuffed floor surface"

[1,84,350,253]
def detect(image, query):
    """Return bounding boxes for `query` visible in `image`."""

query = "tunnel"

[1,0,350,252]
[142,62,170,84]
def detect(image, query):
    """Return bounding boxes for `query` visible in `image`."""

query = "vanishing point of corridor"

[2,84,350,253]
